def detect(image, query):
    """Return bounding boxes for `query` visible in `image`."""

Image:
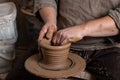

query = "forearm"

[39,7,57,24]
[82,16,119,37]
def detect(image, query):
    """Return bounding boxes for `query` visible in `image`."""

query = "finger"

[46,27,55,40]
[61,38,69,45]
[56,32,62,45]
[57,36,63,46]
[52,33,58,46]
[60,36,67,45]
[38,27,47,41]
[56,32,67,46]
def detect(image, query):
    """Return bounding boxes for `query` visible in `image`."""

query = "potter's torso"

[56,0,120,50]
[57,0,120,27]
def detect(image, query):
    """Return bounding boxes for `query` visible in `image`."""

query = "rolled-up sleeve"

[34,0,57,13]
[108,5,120,30]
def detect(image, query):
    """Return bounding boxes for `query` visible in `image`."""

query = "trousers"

[71,48,120,80]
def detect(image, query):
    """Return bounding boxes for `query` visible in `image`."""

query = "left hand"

[52,25,85,45]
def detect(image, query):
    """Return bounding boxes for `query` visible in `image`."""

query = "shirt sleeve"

[34,0,57,13]
[108,5,120,30]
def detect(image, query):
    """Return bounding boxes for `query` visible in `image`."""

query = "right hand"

[38,22,57,41]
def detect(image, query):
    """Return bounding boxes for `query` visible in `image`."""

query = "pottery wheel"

[25,53,86,78]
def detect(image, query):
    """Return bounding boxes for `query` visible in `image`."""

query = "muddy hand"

[52,26,85,45]
[38,22,57,41]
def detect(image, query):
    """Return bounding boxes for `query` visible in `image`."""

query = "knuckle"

[66,35,69,39]
[49,29,54,32]
[51,26,57,31]
[48,27,55,31]
[58,30,64,35]
[41,27,46,32]
[41,29,46,34]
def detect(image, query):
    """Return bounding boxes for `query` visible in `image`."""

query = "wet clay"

[39,39,72,70]
[25,38,86,78]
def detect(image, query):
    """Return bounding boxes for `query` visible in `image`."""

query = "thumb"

[46,30,54,39]
[46,26,57,39]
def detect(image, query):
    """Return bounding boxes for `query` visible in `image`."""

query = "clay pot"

[39,39,71,70]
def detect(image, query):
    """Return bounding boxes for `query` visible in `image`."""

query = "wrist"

[79,20,98,37]
[46,20,57,25]
[77,23,90,38]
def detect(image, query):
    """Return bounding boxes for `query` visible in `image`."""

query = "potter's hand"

[52,25,85,45]
[38,22,57,40]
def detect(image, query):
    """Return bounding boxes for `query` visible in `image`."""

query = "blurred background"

[0,0,44,80]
